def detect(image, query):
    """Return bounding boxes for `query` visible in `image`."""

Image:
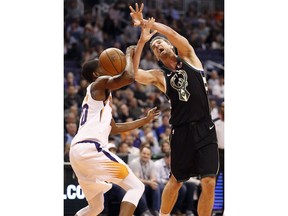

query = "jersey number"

[80,104,89,126]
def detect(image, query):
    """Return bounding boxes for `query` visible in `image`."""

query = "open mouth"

[159,48,164,55]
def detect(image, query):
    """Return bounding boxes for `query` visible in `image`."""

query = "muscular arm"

[148,21,203,69]
[110,107,160,135]
[133,18,166,92]
[129,3,202,69]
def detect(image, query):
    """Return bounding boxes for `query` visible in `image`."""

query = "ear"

[93,71,100,78]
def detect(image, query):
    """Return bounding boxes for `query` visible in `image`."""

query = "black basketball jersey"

[161,56,211,126]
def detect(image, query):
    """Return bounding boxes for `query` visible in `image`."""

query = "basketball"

[99,48,127,76]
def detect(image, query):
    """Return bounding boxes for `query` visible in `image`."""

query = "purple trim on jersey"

[102,150,118,162]
[76,140,118,162]
[76,140,102,151]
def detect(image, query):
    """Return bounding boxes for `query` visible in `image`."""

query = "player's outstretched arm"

[133,17,165,92]
[130,3,201,68]
[110,107,160,135]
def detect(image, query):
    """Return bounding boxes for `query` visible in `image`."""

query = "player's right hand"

[129,3,144,26]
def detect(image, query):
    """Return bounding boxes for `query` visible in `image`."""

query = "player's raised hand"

[129,3,144,26]
[140,17,157,42]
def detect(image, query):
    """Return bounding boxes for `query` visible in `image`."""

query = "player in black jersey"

[130,3,219,216]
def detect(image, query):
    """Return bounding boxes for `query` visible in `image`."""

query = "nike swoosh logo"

[209,125,215,130]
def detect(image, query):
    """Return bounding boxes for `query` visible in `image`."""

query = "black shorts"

[170,118,219,182]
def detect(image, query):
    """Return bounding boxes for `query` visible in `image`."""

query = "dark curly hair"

[81,58,99,83]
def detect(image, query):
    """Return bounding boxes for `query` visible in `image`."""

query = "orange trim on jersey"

[100,161,129,179]
[84,94,89,102]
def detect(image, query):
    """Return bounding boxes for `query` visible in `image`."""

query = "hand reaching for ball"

[126,45,136,59]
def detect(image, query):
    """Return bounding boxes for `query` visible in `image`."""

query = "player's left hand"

[129,3,144,26]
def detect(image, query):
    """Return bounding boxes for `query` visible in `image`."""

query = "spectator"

[210,99,219,120]
[106,142,117,154]
[119,103,136,122]
[133,82,148,106]
[128,98,144,120]
[140,51,160,70]
[64,72,79,92]
[117,141,129,155]
[130,128,143,149]
[140,124,158,148]
[65,0,84,20]
[143,131,161,156]
[111,103,121,123]
[207,70,220,93]
[66,19,84,44]
[64,110,78,125]
[116,141,130,164]
[154,151,200,216]
[77,79,89,101]
[214,102,224,184]
[65,41,82,61]
[129,145,161,216]
[163,2,180,21]
[162,125,171,141]
[93,20,104,44]
[121,23,140,46]
[68,102,79,118]
[125,134,140,156]
[64,122,78,161]
[159,138,171,155]
[64,85,82,110]
[212,75,224,99]
[155,114,170,141]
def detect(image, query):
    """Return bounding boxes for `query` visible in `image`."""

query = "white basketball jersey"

[71,84,112,148]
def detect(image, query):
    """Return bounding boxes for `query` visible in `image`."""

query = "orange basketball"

[99,48,127,76]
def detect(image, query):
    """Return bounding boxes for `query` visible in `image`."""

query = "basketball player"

[129,4,219,216]
[69,45,160,216]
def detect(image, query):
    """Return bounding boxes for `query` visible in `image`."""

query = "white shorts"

[70,141,133,201]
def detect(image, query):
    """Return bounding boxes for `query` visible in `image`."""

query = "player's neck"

[162,56,178,71]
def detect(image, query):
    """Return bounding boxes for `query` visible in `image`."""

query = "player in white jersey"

[70,46,160,216]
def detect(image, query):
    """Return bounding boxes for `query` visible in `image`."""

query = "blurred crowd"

[64,0,224,215]
[64,0,224,64]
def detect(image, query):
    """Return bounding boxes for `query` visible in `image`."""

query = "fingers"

[129,5,135,13]
[129,3,144,14]
[139,3,144,12]
[151,30,158,36]
[151,107,161,117]
[154,111,161,116]
[146,17,155,28]
[148,17,155,22]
